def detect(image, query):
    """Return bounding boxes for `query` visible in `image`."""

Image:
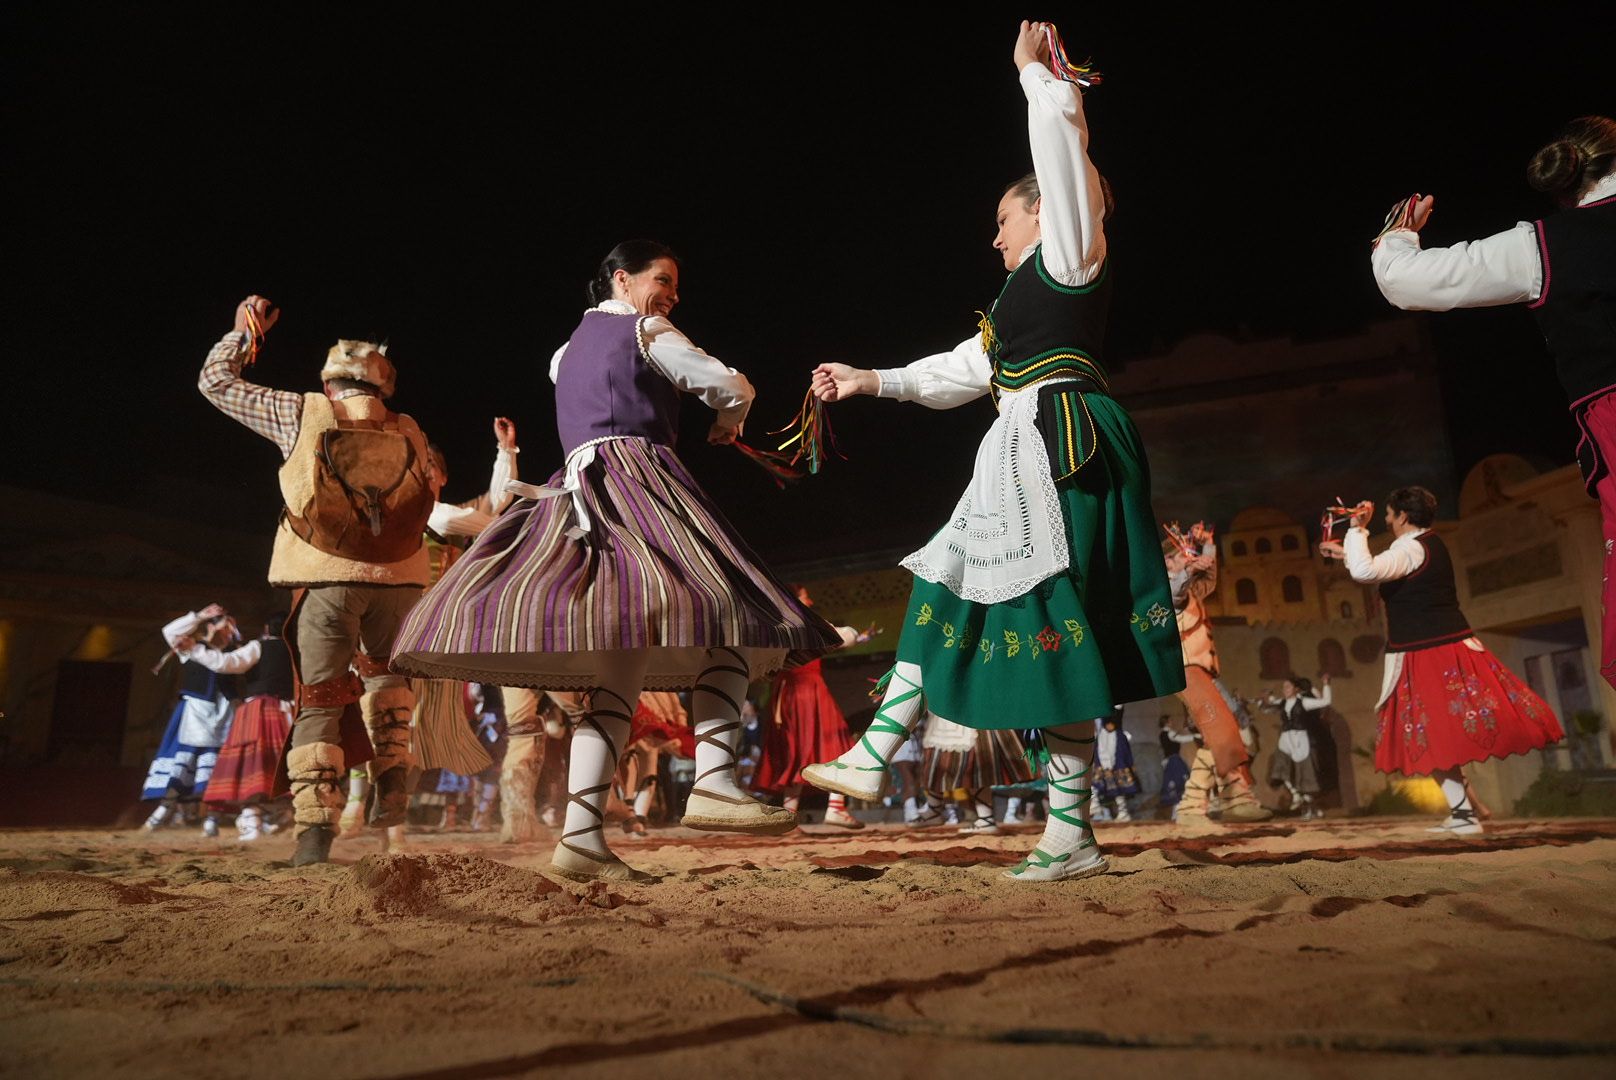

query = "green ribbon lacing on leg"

[1012,734,1096,875]
[826,666,920,774]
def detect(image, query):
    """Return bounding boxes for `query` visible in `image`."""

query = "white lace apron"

[901,383,1069,605]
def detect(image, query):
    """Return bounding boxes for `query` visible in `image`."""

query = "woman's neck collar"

[1579,171,1616,206]
[592,298,637,314]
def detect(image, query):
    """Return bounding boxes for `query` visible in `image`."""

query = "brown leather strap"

[351,652,392,680]
[297,672,364,708]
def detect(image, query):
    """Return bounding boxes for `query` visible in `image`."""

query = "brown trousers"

[290,584,421,747]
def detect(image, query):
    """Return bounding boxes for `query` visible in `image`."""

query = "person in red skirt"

[204,613,295,842]
[1371,116,1616,690]
[754,587,868,829]
[1322,487,1563,834]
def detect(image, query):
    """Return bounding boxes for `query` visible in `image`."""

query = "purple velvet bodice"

[555,310,680,457]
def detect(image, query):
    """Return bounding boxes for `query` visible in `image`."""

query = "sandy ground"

[2,815,1614,1079]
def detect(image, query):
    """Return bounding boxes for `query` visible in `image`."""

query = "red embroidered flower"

[1036,625,1063,654]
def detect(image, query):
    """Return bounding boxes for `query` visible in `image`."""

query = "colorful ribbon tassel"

[1044,23,1103,89]
[1373,195,1419,246]
[733,440,807,488]
[770,389,843,476]
[241,304,267,367]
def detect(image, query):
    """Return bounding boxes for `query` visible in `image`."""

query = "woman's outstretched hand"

[811,363,877,402]
[1013,19,1050,72]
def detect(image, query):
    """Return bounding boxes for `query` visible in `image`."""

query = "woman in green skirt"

[803,20,1184,882]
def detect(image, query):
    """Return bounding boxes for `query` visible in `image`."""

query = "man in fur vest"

[199,295,435,865]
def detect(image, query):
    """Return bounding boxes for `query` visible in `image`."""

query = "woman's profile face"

[613,257,680,317]
[993,190,1041,271]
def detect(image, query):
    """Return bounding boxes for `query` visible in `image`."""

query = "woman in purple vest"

[393,240,842,882]
[1322,487,1561,834]
[1370,116,1616,692]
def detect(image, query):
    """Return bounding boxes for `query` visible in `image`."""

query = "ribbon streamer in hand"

[242,304,267,367]
[1043,23,1103,89]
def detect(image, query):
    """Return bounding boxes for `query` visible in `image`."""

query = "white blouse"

[1371,172,1616,311]
[875,60,1107,406]
[548,299,754,432]
[1342,526,1428,583]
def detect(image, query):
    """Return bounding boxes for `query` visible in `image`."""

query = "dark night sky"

[3,7,1607,563]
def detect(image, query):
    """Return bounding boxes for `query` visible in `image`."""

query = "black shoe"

[292,825,336,867]
[365,766,409,828]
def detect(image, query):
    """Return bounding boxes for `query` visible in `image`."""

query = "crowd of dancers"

[138,21,1610,883]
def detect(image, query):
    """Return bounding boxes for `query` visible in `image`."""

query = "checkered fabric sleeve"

[197,332,304,458]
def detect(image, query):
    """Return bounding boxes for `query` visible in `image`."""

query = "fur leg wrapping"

[362,687,416,774]
[287,743,347,836]
[501,735,542,844]
[362,687,416,828]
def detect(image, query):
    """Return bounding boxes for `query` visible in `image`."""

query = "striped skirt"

[920,714,1034,793]
[203,695,292,808]
[411,679,492,776]
[392,437,843,690]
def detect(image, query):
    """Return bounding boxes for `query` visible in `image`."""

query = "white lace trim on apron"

[901,384,1069,605]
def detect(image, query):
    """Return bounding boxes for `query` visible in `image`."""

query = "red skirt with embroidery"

[753,659,854,792]
[1375,641,1563,776]
[205,695,293,808]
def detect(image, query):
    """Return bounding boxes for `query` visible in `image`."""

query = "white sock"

[1114,798,1132,822]
[1028,721,1098,861]
[827,792,848,815]
[1437,770,1474,820]
[477,784,498,815]
[690,647,753,801]
[561,650,648,860]
[783,788,801,814]
[1005,796,1022,821]
[237,806,260,840]
[834,662,924,770]
[632,784,654,819]
[903,796,919,822]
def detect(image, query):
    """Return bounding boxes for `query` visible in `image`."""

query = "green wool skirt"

[896,392,1186,729]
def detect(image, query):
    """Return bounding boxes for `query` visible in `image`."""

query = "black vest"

[179,659,239,701]
[1530,196,1616,408]
[1378,532,1472,653]
[1280,697,1310,732]
[981,247,1112,402]
[243,637,295,700]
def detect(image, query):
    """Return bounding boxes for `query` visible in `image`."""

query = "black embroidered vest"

[242,637,294,700]
[1378,532,1472,653]
[980,247,1112,403]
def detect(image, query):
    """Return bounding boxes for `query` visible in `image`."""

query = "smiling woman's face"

[613,257,680,317]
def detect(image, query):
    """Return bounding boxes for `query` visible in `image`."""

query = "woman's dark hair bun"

[587,239,680,306]
[1526,140,1585,196]
[1526,116,1616,207]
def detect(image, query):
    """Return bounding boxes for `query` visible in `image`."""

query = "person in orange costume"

[1165,523,1272,827]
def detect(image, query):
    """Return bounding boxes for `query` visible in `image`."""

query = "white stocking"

[690,646,753,802]
[561,650,648,860]
[1009,720,1100,876]
[831,662,924,770]
[1435,768,1474,821]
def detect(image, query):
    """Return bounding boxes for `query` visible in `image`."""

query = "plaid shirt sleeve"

[197,332,304,458]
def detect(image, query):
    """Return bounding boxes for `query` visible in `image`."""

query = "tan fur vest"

[268,393,431,588]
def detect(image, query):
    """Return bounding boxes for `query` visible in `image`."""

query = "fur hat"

[320,340,396,399]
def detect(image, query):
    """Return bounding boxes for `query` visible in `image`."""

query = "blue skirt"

[141,701,220,801]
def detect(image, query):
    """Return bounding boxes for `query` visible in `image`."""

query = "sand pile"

[326,852,572,922]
